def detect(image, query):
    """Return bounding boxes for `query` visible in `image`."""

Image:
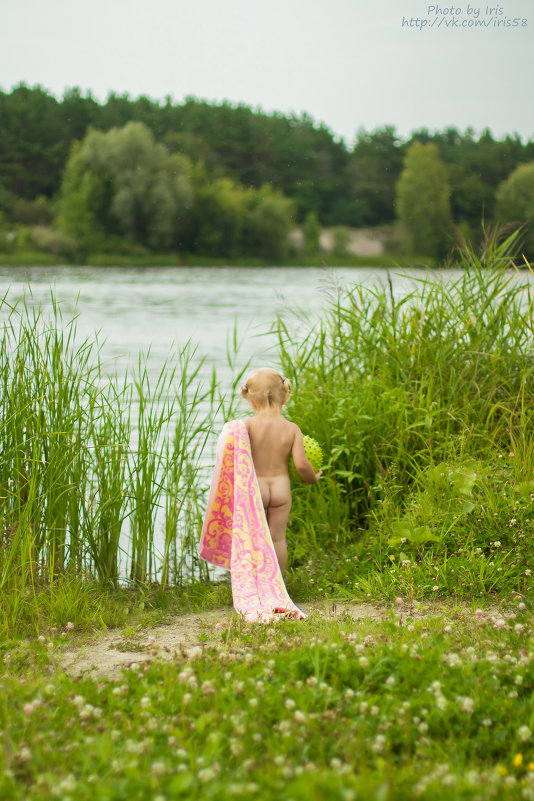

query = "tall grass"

[278,232,534,575]
[0,292,235,633]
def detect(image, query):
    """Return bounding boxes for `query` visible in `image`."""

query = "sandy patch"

[289,227,389,257]
[58,599,487,681]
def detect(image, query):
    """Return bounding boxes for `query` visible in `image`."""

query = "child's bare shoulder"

[284,419,301,438]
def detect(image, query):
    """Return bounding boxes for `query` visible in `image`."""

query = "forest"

[1,84,533,262]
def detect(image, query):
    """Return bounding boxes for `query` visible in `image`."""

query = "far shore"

[0,250,426,270]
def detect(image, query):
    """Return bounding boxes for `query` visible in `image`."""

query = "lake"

[0,264,439,387]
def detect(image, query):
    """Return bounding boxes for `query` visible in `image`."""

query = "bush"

[277,231,534,559]
[29,225,79,259]
[496,162,534,259]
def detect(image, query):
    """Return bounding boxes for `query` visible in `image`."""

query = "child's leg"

[258,476,292,576]
[267,502,291,575]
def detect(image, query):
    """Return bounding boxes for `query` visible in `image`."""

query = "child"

[240,367,321,575]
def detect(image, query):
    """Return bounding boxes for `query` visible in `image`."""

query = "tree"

[302,211,321,253]
[345,127,405,226]
[241,186,294,262]
[395,142,452,260]
[495,162,534,257]
[57,122,194,251]
[191,177,249,257]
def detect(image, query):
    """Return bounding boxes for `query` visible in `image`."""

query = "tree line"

[0,84,533,260]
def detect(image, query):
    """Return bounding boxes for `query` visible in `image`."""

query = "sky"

[1,0,533,146]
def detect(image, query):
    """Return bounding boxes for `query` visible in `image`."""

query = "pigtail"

[281,377,292,396]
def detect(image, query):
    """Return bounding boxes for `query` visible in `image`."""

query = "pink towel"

[199,420,305,622]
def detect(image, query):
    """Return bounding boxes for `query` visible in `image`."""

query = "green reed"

[278,231,534,555]
[0,292,222,633]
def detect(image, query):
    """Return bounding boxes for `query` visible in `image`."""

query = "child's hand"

[314,470,323,482]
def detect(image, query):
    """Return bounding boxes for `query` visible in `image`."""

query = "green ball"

[289,434,323,484]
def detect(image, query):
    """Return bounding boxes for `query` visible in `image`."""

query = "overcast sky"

[1,0,532,146]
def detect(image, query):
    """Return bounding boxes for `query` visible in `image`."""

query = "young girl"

[240,367,321,575]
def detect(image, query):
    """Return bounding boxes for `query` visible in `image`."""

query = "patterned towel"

[199,419,305,622]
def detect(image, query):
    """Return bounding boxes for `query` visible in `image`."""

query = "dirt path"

[59,599,488,680]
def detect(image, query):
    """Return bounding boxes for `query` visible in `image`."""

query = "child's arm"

[291,426,322,484]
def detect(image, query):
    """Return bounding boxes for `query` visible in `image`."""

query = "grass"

[0,249,406,269]
[2,604,534,800]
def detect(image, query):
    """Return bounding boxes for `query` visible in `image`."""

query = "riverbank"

[0,250,408,269]
[0,224,422,268]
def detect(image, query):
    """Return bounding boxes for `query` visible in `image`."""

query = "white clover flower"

[285,699,296,710]
[518,725,532,742]
[436,695,447,711]
[493,541,502,547]
[385,676,395,687]
[458,696,475,714]
[359,656,369,668]
[125,740,144,755]
[372,734,386,753]
[18,746,32,762]
[432,586,439,591]
[198,767,217,783]
[230,739,244,757]
[58,775,77,792]
[443,652,462,667]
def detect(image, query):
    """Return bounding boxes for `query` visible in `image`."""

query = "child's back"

[245,413,296,477]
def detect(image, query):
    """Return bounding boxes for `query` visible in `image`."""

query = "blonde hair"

[239,368,292,410]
